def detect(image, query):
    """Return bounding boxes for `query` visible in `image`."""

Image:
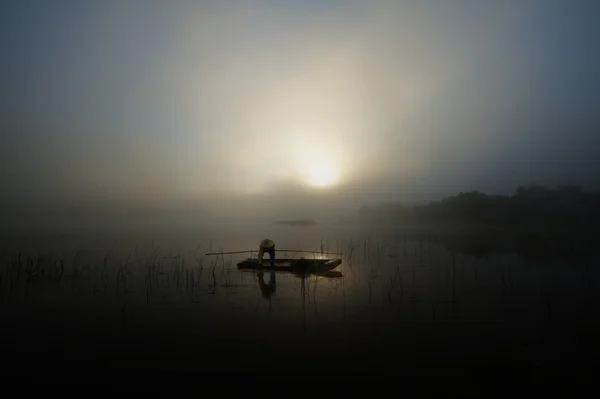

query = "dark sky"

[1,0,599,217]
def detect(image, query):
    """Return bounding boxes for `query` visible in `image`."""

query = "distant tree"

[358,184,600,231]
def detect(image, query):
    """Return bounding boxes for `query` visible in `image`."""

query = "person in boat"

[257,239,276,267]
[257,271,276,299]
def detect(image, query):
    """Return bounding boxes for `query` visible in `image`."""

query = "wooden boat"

[237,257,342,273]
[206,239,343,275]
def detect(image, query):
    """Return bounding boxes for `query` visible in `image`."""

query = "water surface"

[1,221,598,379]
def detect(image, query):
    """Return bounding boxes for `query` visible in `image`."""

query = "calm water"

[1,221,599,378]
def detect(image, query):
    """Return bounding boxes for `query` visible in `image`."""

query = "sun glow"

[305,162,338,187]
[287,130,343,189]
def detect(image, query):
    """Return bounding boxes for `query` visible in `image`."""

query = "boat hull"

[237,258,342,272]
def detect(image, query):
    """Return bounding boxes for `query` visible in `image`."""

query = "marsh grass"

[0,233,596,341]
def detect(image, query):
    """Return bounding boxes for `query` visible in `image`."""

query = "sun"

[287,131,343,188]
[305,162,338,187]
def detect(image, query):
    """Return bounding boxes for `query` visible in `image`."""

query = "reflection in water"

[257,271,276,299]
[2,227,599,378]
[250,269,344,331]
[302,270,343,279]
[255,270,343,301]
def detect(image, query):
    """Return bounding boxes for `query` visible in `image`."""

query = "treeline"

[358,184,600,231]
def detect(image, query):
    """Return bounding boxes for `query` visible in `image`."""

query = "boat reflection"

[255,269,343,300]
[293,270,343,279]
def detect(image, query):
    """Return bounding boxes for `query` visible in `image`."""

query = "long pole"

[204,249,343,256]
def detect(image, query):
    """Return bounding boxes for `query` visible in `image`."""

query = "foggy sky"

[1,0,599,220]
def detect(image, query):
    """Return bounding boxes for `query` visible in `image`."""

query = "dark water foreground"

[1,225,599,387]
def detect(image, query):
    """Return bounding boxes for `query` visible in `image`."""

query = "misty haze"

[1,0,599,387]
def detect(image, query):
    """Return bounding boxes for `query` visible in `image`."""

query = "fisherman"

[257,239,276,267]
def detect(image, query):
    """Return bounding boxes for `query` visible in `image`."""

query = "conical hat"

[259,239,275,251]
